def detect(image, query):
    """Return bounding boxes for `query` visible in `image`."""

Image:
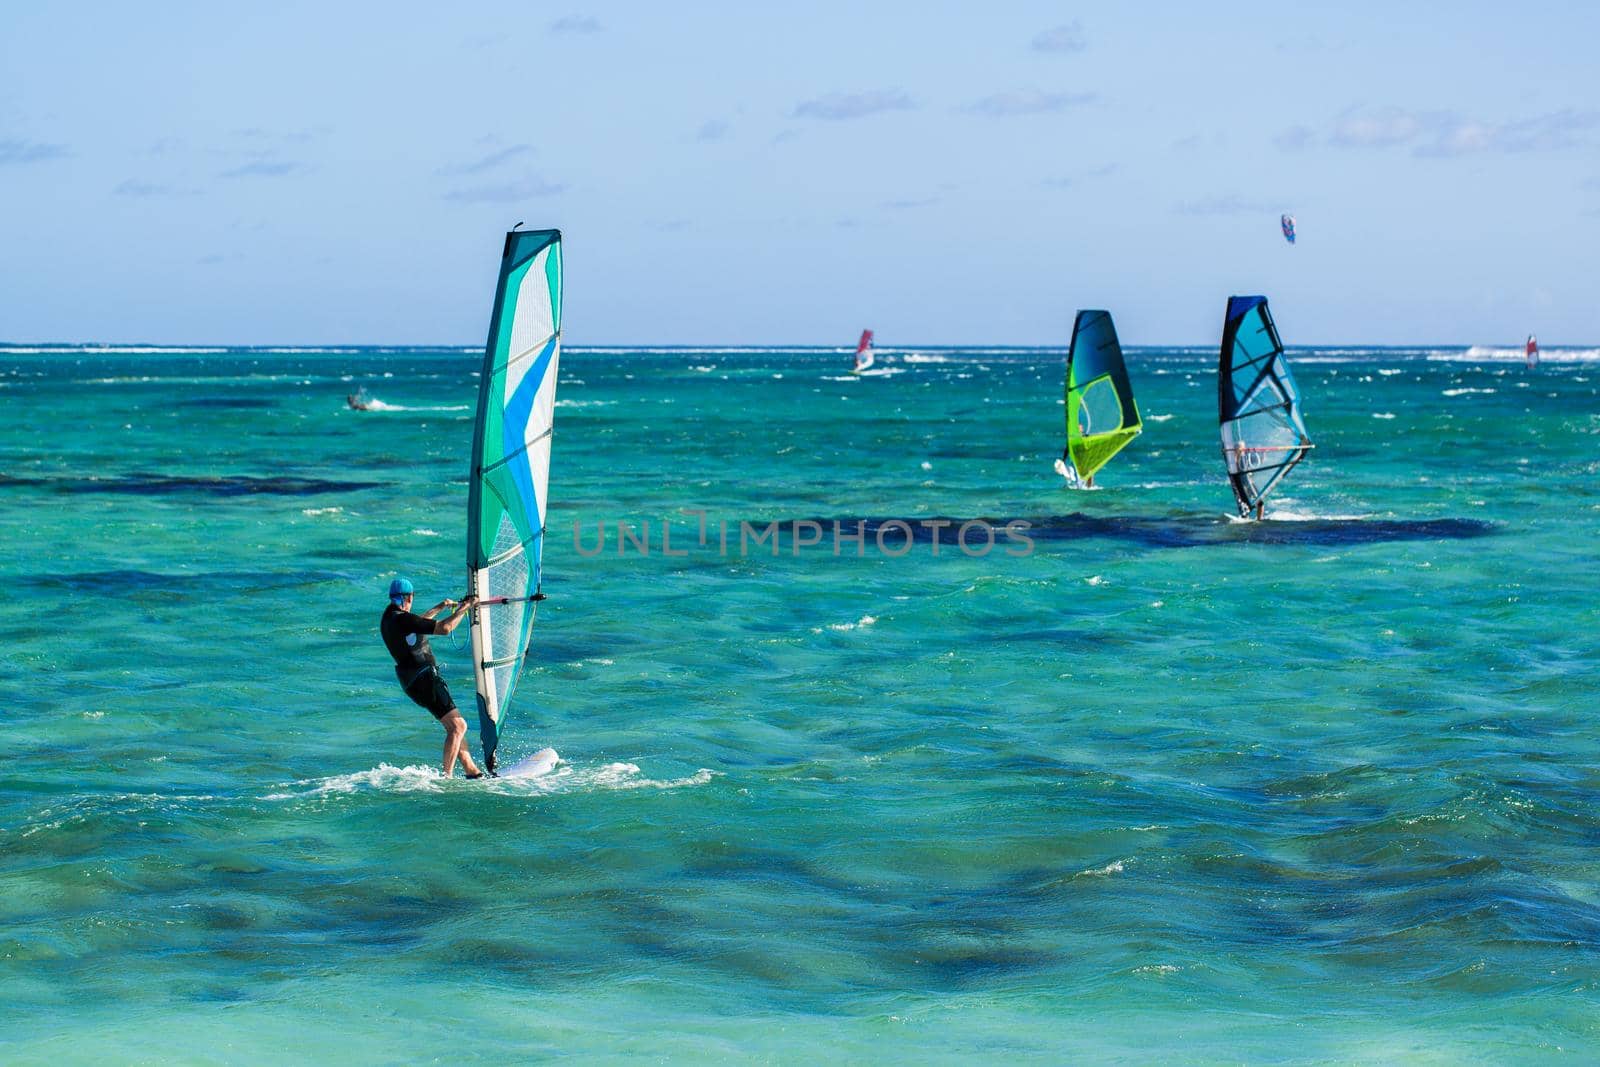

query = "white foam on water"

[4,346,231,355]
[1442,387,1495,397]
[1077,859,1126,877]
[1432,346,1600,363]
[266,763,447,799]
[301,506,342,516]
[267,757,717,800]
[568,345,815,355]
[555,399,616,408]
[818,615,879,633]
[358,400,471,412]
[899,352,949,363]
[1265,508,1374,522]
[412,528,440,537]
[1086,575,1107,586]
[1373,412,1396,419]
[586,763,717,791]
[1146,413,1174,422]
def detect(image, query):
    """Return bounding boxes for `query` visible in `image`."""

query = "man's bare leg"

[440,710,483,778]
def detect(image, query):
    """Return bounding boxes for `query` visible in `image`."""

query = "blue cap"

[388,577,414,600]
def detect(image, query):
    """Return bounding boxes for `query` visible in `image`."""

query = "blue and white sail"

[1218,296,1311,517]
[467,228,562,774]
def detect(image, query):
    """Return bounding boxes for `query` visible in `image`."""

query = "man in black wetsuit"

[380,577,483,779]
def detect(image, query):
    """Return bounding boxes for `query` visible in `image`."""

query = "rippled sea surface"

[3,343,1598,1061]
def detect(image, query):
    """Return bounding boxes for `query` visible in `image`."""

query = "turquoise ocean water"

[3,341,1599,1061]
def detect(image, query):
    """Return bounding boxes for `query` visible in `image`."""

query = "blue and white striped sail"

[467,228,562,774]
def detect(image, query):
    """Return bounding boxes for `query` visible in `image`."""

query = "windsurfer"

[1231,441,1264,519]
[379,577,483,778]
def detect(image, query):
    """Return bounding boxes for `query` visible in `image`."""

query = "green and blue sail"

[467,228,562,773]
[1062,309,1142,482]
[1218,295,1312,516]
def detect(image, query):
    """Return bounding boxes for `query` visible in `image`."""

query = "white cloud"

[1321,106,1600,156]
[1032,22,1087,53]
[443,177,565,203]
[438,145,533,175]
[550,15,601,34]
[115,179,198,197]
[695,119,730,142]
[0,139,68,165]
[792,91,914,121]
[967,89,1095,117]
[219,161,299,178]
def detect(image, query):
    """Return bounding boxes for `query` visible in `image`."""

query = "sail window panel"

[1076,376,1125,437]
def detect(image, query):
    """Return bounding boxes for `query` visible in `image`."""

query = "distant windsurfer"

[853,329,875,373]
[1526,334,1539,369]
[380,577,483,779]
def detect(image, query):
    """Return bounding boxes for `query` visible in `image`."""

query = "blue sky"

[1,1,1595,345]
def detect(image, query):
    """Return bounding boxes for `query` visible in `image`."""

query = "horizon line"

[0,340,1575,351]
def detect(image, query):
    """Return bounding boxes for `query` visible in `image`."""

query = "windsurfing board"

[498,746,560,778]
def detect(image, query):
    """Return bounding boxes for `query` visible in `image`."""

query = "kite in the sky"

[1280,214,1296,244]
